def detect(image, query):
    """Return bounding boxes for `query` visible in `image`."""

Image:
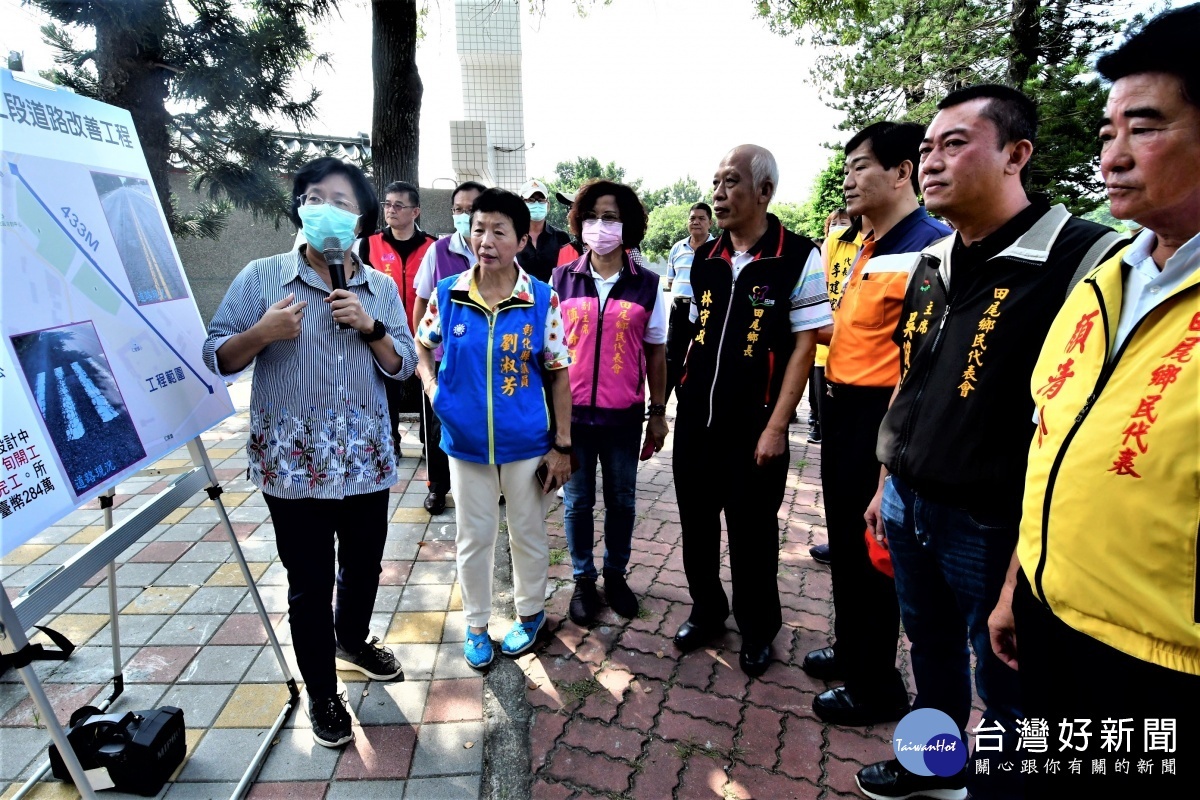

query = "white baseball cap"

[519,178,549,200]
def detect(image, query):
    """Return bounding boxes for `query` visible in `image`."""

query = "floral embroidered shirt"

[202,248,417,499]
[416,264,571,370]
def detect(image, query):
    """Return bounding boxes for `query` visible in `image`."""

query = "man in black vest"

[672,144,832,677]
[855,86,1122,800]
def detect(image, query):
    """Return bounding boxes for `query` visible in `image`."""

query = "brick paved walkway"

[1,374,483,799]
[514,408,914,800]
[0,380,968,800]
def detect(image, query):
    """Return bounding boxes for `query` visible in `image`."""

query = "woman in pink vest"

[551,180,669,626]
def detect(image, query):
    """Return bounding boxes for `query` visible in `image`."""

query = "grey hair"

[749,147,779,196]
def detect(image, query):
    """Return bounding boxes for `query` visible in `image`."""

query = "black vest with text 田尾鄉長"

[679,215,816,430]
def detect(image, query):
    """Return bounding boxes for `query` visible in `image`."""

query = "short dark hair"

[291,157,378,233]
[471,188,531,240]
[384,180,419,206]
[844,121,926,193]
[567,180,649,247]
[452,180,488,208]
[937,84,1038,183]
[689,202,713,218]
[1097,5,1200,108]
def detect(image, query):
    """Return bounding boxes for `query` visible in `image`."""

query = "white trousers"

[448,455,551,627]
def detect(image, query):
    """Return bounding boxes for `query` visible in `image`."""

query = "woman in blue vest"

[551,181,669,626]
[414,188,574,668]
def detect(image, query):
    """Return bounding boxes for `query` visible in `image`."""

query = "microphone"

[322,236,349,330]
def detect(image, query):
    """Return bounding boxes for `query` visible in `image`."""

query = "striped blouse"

[202,248,417,499]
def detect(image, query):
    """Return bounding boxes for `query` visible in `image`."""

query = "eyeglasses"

[382,202,416,212]
[297,193,360,214]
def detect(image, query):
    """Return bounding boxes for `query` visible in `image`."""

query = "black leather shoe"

[809,543,831,565]
[855,758,966,799]
[568,578,601,626]
[672,619,724,653]
[738,641,772,677]
[602,568,639,619]
[423,491,446,515]
[813,685,910,726]
[801,646,842,680]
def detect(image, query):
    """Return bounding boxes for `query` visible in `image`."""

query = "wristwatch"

[648,403,667,417]
[359,318,387,343]
[551,441,573,455]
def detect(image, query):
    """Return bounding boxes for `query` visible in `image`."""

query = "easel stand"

[0,437,297,800]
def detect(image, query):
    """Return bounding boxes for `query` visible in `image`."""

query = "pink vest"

[552,251,661,427]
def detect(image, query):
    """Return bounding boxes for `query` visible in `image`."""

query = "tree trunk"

[1008,0,1040,87]
[93,0,175,231]
[371,0,423,186]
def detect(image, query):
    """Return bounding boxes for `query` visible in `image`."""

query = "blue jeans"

[562,423,640,580]
[881,475,1022,799]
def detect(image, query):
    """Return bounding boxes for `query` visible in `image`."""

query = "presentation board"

[0,69,234,555]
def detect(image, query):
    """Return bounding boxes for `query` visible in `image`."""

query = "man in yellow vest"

[989,6,1200,794]
[806,208,855,448]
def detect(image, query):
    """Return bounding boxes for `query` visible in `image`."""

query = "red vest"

[367,231,435,332]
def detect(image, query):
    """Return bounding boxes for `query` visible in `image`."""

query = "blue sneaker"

[464,628,494,669]
[501,611,546,656]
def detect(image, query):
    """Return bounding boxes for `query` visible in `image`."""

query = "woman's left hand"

[541,449,572,494]
[646,415,669,453]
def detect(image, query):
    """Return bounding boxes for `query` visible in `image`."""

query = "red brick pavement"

[515,422,910,799]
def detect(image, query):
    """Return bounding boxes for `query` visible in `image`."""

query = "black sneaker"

[335,636,403,680]
[810,543,831,565]
[309,691,353,748]
[855,759,966,800]
[569,577,601,626]
[603,567,639,619]
[807,422,822,444]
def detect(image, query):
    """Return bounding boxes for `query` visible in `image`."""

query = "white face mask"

[526,201,548,222]
[298,203,360,251]
[453,213,471,238]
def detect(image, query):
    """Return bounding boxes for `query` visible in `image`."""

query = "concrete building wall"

[452,0,526,190]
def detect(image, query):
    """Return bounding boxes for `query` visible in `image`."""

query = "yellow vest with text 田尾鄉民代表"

[1019,247,1200,675]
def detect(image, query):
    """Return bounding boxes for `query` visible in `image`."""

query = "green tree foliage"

[542,157,710,251]
[642,204,692,262]
[538,156,637,230]
[35,0,339,238]
[795,150,847,238]
[641,176,705,212]
[769,202,810,237]
[755,0,1138,214]
[1083,201,1132,233]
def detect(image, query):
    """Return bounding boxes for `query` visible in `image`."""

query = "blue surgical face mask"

[453,213,472,238]
[297,203,359,251]
[526,201,548,222]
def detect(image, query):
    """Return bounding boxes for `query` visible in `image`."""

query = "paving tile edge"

[481,519,533,800]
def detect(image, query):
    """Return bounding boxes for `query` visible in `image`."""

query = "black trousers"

[807,365,824,425]
[665,298,693,405]
[819,382,905,698]
[387,374,450,495]
[263,489,389,699]
[1014,572,1200,795]
[673,415,788,645]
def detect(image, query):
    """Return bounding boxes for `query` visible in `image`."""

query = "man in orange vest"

[363,180,436,453]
